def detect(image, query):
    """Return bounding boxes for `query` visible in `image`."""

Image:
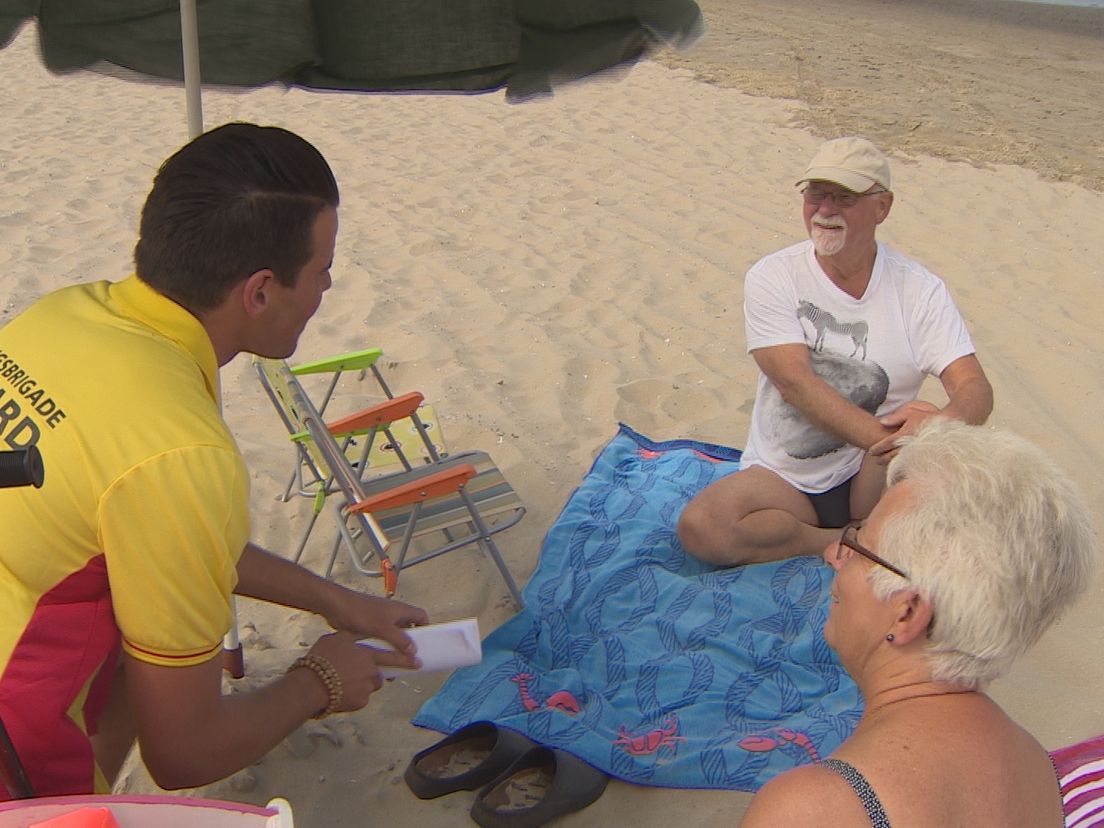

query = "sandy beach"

[2,0,1103,824]
[660,0,1104,191]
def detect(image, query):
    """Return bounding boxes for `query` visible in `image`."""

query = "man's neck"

[194,304,241,368]
[815,242,878,299]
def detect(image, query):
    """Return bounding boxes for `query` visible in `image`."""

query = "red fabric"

[0,555,120,800]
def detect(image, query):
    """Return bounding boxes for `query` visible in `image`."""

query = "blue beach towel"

[412,424,863,791]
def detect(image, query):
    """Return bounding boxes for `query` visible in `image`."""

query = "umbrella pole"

[179,0,203,138]
[180,2,236,676]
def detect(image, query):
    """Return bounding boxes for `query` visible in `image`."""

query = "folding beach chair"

[277,348,446,512]
[278,346,446,503]
[267,348,448,565]
[254,357,526,608]
[263,347,449,567]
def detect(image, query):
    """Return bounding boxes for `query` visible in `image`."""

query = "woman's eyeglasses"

[835,522,909,579]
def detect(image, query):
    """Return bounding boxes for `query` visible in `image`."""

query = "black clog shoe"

[405,721,537,800]
[469,746,609,827]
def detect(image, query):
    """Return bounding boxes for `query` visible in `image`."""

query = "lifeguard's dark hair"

[135,123,339,312]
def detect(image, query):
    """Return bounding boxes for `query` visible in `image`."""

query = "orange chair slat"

[326,391,424,435]
[348,464,477,513]
[380,559,398,596]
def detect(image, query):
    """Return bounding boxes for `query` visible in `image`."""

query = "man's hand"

[323,587,428,668]
[752,344,894,452]
[234,544,428,669]
[305,631,394,712]
[125,628,416,789]
[868,399,942,462]
[868,356,994,463]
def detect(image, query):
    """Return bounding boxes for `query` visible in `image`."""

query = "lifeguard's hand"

[869,400,943,463]
[323,588,428,669]
[305,631,393,713]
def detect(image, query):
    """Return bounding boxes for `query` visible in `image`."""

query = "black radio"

[0,446,44,489]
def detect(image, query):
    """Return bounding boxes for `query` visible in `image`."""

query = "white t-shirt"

[741,240,976,493]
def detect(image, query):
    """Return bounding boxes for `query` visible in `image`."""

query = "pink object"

[510,673,581,716]
[737,728,820,763]
[613,716,687,757]
[30,807,119,828]
[0,795,291,828]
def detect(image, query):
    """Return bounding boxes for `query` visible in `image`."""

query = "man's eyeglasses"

[802,187,887,208]
[835,522,909,579]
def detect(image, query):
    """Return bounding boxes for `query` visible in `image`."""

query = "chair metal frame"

[254,357,525,607]
[282,348,406,502]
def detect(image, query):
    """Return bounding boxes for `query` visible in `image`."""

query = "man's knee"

[677,467,821,566]
[677,497,747,566]
[676,497,712,557]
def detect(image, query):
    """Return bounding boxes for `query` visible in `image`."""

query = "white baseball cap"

[797,136,891,192]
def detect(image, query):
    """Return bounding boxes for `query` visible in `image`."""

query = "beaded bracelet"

[288,654,343,719]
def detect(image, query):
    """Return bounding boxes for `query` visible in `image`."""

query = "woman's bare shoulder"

[738,763,870,828]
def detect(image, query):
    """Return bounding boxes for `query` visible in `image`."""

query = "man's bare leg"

[677,465,839,566]
[849,453,887,521]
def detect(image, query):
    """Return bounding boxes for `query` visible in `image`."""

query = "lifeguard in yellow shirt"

[0,123,428,798]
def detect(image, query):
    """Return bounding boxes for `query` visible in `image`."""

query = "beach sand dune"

[2,1,1102,824]
[661,0,1104,191]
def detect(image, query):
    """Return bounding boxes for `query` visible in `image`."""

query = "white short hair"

[868,419,1098,689]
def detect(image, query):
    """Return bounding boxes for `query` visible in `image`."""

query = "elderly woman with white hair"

[740,419,1097,827]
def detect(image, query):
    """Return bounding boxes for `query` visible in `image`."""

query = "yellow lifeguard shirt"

[0,275,249,796]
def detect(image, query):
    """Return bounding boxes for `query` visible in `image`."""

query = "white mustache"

[813,218,846,230]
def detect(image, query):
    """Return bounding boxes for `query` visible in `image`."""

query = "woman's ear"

[886,590,933,646]
[239,269,276,319]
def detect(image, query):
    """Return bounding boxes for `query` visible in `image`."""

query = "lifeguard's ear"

[886,590,933,646]
[239,269,277,319]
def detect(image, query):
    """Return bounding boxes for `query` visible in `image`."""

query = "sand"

[659,0,1104,191]
[2,0,1102,824]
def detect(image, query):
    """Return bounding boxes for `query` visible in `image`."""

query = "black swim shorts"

[806,476,853,529]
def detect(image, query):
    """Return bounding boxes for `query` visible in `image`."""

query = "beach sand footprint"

[615,378,678,432]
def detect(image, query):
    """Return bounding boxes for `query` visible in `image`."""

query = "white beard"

[811,223,847,257]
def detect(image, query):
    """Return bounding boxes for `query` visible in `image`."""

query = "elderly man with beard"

[678,137,992,567]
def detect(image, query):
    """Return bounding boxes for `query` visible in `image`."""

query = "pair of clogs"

[404,721,608,827]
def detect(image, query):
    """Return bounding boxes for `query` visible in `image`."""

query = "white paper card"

[358,617,481,678]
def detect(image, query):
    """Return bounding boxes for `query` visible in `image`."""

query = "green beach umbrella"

[1,0,704,139]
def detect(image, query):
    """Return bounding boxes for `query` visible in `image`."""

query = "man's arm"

[235,542,428,657]
[125,632,391,789]
[752,343,895,451]
[869,354,993,458]
[933,354,993,424]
